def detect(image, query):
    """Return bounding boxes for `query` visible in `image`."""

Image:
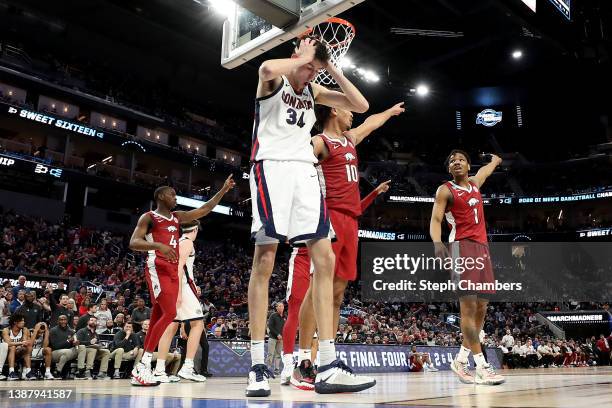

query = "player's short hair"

[445,149,471,168]
[295,35,330,65]
[153,186,173,201]
[9,313,25,327]
[181,219,200,233]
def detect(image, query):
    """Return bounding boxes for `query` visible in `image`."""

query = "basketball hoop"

[301,17,355,86]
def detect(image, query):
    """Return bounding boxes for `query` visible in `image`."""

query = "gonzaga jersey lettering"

[145,211,180,264]
[251,76,317,163]
[444,181,487,243]
[319,134,362,217]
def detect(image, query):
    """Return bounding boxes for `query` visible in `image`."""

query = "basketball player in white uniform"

[247,36,375,396]
[175,220,207,382]
[151,220,207,383]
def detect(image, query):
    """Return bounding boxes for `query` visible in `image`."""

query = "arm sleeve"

[360,189,379,212]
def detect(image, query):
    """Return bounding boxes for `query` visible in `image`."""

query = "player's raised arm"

[360,180,391,212]
[129,213,177,263]
[345,102,405,146]
[175,174,236,223]
[430,185,452,257]
[312,64,369,113]
[469,154,503,188]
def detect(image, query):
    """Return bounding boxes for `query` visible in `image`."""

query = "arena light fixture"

[512,50,523,59]
[416,84,429,97]
[208,0,236,17]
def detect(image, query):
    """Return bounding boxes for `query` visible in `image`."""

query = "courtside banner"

[360,242,612,302]
[0,270,70,291]
[206,341,500,376]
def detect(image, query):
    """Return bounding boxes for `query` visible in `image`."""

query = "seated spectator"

[30,322,56,379]
[75,316,111,379]
[76,303,98,331]
[1,313,36,380]
[95,299,113,334]
[11,275,30,297]
[10,290,26,314]
[101,319,121,336]
[49,315,81,379]
[50,294,76,328]
[109,322,141,379]
[15,291,44,329]
[130,298,151,333]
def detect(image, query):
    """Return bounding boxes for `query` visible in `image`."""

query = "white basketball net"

[307,18,355,86]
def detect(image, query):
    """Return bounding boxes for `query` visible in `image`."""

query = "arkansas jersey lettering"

[444,181,487,243]
[145,211,180,264]
[319,134,362,217]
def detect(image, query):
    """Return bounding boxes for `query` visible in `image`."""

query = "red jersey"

[319,134,361,217]
[444,180,487,243]
[145,210,180,265]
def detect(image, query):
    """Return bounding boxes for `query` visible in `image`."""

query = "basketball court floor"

[1,366,610,408]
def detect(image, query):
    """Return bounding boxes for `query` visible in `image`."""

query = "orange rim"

[300,17,356,48]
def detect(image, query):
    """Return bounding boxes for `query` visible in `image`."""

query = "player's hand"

[295,37,317,63]
[375,180,391,195]
[433,242,450,261]
[222,174,236,193]
[180,327,188,340]
[91,337,97,345]
[158,244,178,263]
[388,102,405,116]
[22,339,32,347]
[490,154,502,166]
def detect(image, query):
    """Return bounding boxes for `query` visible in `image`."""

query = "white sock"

[456,345,471,363]
[473,353,487,368]
[318,339,336,367]
[251,340,265,366]
[9,367,14,373]
[24,367,31,374]
[298,349,311,364]
[46,367,51,374]
[155,359,166,374]
[141,351,153,368]
[184,358,194,368]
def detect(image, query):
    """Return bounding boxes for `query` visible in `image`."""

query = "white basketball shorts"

[174,279,204,322]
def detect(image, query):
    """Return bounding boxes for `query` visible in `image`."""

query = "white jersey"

[250,76,317,163]
[179,236,196,285]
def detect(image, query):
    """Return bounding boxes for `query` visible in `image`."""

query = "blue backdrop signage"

[6,104,104,139]
[476,109,502,127]
[206,341,501,376]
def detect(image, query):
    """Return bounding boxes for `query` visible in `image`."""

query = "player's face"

[334,108,353,131]
[292,59,325,88]
[161,189,178,209]
[448,153,470,178]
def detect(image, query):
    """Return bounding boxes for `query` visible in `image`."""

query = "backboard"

[221,0,363,69]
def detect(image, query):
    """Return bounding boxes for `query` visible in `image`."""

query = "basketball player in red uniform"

[128,176,235,386]
[281,102,405,389]
[429,150,504,385]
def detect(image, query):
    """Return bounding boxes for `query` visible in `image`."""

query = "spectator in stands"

[2,313,36,380]
[596,334,610,366]
[50,294,75,328]
[108,322,141,379]
[266,302,284,375]
[49,315,80,379]
[113,313,126,329]
[15,291,44,329]
[9,289,25,313]
[101,319,121,335]
[130,297,150,333]
[501,329,515,349]
[76,303,98,331]
[11,275,30,297]
[75,316,111,379]
[30,322,57,379]
[524,339,538,368]
[0,289,11,328]
[95,299,113,333]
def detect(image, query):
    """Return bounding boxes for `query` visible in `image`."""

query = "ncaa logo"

[468,198,479,207]
[344,152,356,162]
[476,109,502,127]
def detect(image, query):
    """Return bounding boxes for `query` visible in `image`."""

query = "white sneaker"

[475,364,505,385]
[280,354,294,386]
[131,363,161,386]
[245,364,274,397]
[426,363,439,372]
[314,359,376,394]
[152,371,171,383]
[450,359,474,384]
[44,371,58,380]
[0,374,6,380]
[168,375,181,383]
[178,366,206,382]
